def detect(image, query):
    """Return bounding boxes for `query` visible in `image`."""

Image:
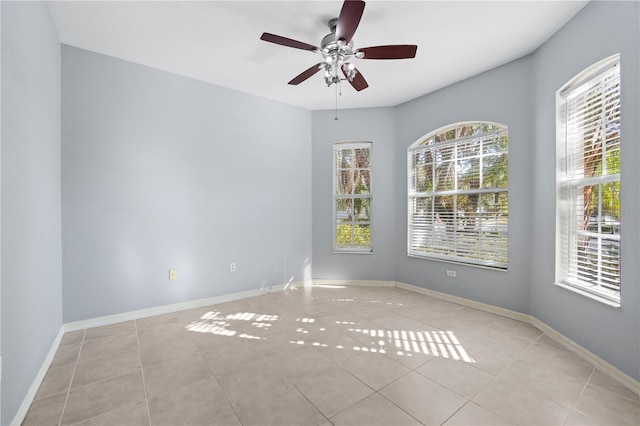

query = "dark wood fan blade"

[335,0,365,44]
[260,33,318,51]
[350,70,369,91]
[356,45,418,60]
[288,63,323,85]
[342,66,369,91]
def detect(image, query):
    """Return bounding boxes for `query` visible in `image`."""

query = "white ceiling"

[47,0,589,110]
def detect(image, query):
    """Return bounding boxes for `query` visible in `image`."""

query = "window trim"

[407,121,509,269]
[555,53,621,307]
[333,141,373,254]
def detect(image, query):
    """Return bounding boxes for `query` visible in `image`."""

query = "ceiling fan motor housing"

[321,18,357,85]
[321,21,355,57]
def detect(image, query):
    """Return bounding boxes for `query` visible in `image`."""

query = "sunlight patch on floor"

[182,288,474,363]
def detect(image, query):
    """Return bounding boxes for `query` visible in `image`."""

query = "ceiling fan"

[260,0,417,92]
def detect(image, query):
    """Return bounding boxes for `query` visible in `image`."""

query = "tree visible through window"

[556,54,621,305]
[333,142,372,252]
[408,122,509,269]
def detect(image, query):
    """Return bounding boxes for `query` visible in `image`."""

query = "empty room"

[1,1,639,425]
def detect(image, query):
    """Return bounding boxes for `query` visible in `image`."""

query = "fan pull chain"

[335,80,339,121]
[334,79,342,121]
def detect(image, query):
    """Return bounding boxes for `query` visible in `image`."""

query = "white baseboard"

[528,316,640,396]
[12,282,295,426]
[11,327,65,426]
[394,281,531,323]
[64,283,291,332]
[395,281,639,396]
[14,279,639,426]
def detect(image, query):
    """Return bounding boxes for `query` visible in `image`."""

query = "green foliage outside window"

[336,224,370,247]
[334,144,372,251]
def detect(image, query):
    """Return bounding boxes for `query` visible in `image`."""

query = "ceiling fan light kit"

[260,0,417,93]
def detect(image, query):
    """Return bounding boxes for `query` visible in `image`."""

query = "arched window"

[407,122,509,269]
[556,54,621,306]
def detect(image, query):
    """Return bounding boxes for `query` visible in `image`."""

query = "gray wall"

[394,57,534,315]
[1,2,63,425]
[311,1,639,381]
[530,0,640,381]
[311,108,397,281]
[1,4,637,424]
[62,46,312,322]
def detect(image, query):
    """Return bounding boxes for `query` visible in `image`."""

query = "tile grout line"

[586,375,640,403]
[54,359,145,396]
[436,319,530,425]
[330,302,425,424]
[57,329,86,426]
[278,297,376,422]
[182,310,245,425]
[347,294,521,425]
[562,366,596,425]
[51,323,147,424]
[372,390,426,425]
[58,327,142,393]
[487,327,543,374]
[73,345,139,366]
[291,361,373,422]
[271,361,332,424]
[134,319,153,426]
[65,401,148,426]
[26,286,637,425]
[82,329,135,344]
[411,358,508,425]
[377,354,470,426]
[438,401,469,426]
[456,332,547,424]
[518,332,595,421]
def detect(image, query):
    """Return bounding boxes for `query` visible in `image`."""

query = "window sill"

[407,254,508,272]
[554,281,621,308]
[333,250,373,255]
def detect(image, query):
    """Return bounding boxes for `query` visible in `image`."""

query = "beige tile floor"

[23,285,640,426]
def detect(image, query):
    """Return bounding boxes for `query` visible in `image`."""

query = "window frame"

[555,54,622,307]
[333,141,373,253]
[407,122,509,269]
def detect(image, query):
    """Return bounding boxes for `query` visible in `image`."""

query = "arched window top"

[407,120,509,269]
[411,121,507,149]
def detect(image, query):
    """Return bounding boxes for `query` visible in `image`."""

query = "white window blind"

[333,142,372,252]
[408,123,509,269]
[557,55,621,304]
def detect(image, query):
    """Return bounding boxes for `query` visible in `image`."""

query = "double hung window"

[333,142,372,252]
[556,54,621,305]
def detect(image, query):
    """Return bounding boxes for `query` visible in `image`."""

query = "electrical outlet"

[229,262,236,272]
[169,269,177,280]
[446,270,456,277]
